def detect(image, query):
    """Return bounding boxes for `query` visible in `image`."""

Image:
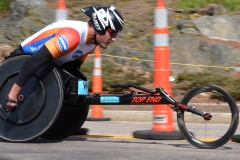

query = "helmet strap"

[94,31,98,45]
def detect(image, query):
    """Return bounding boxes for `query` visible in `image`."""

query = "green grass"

[222,0,240,11]
[0,0,11,13]
[175,0,240,12]
[175,72,240,100]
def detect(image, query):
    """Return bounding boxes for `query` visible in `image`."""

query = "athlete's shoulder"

[57,27,79,37]
[50,20,88,38]
[55,27,80,52]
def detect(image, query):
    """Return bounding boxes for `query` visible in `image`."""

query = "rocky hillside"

[1,0,240,78]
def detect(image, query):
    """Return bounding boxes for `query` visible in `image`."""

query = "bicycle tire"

[177,84,239,149]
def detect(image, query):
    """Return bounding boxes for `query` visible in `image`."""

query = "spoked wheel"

[177,84,239,149]
[0,55,63,142]
[41,103,89,140]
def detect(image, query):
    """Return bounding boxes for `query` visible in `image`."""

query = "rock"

[8,0,47,21]
[193,15,240,42]
[0,0,54,46]
[180,28,201,35]
[170,36,240,76]
[173,20,195,30]
[0,44,14,62]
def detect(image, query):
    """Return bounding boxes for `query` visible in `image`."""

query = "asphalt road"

[0,121,239,160]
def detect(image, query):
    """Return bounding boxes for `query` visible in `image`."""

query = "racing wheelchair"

[0,54,238,149]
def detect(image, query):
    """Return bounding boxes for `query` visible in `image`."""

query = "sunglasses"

[107,29,118,37]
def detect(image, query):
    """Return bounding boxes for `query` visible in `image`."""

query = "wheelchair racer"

[4,5,124,112]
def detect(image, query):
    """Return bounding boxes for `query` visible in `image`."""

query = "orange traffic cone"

[133,0,183,140]
[152,46,174,132]
[86,46,110,121]
[55,0,68,22]
[57,0,67,9]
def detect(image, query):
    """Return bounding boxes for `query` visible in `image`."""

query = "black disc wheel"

[177,84,239,149]
[0,55,63,142]
[41,102,89,140]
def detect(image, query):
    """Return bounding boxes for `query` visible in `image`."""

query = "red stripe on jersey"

[45,27,80,58]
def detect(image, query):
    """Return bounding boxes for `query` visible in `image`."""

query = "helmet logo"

[92,13,102,31]
[89,6,124,33]
[98,9,112,28]
[93,7,115,31]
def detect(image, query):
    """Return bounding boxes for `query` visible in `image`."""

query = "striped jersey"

[21,20,96,66]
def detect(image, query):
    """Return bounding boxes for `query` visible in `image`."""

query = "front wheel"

[177,84,239,149]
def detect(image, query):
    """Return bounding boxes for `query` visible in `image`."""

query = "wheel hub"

[204,113,212,120]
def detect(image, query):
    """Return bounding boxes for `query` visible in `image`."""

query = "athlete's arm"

[15,27,80,87]
[44,28,80,59]
[67,59,84,69]
[15,45,54,87]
